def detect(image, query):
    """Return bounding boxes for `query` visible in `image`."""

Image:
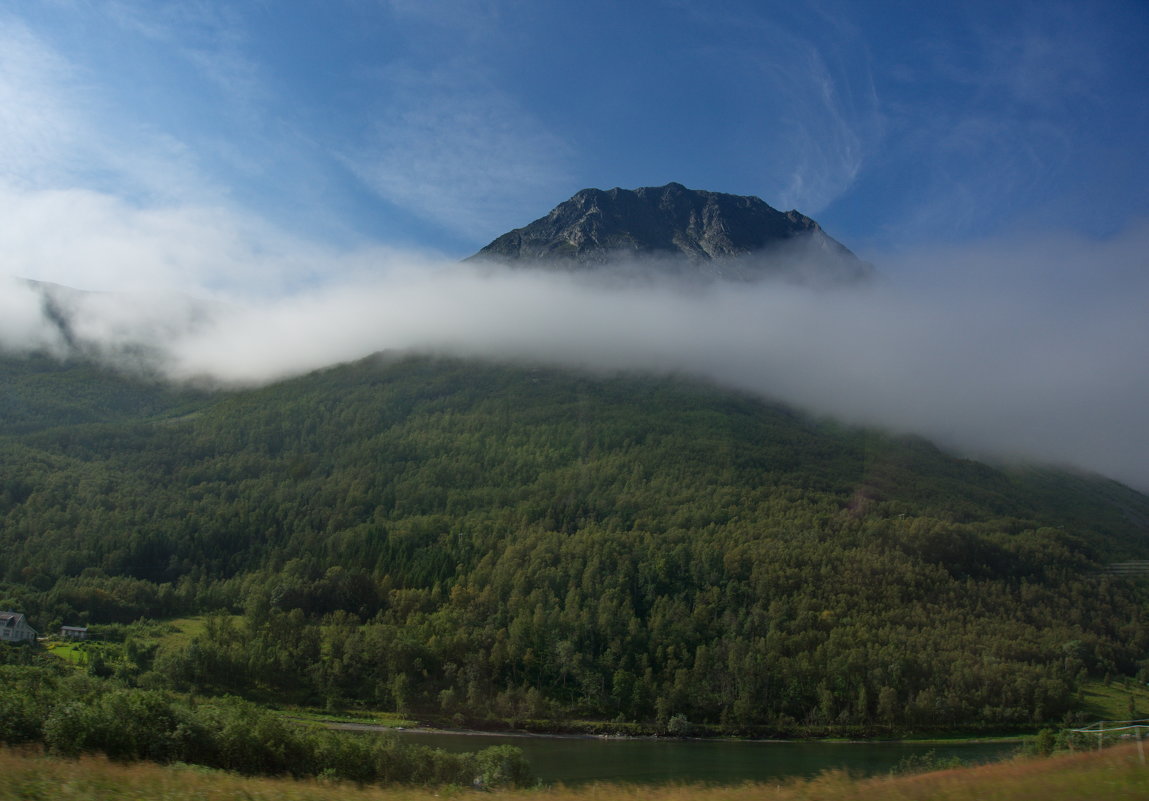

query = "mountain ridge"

[469,182,872,282]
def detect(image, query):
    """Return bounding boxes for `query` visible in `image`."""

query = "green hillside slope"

[1,351,1147,732]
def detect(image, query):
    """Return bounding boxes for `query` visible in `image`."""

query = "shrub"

[475,745,534,788]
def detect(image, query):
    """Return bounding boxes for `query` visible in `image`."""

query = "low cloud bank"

[3,222,1149,493]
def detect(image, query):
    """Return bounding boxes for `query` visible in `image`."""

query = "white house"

[0,611,37,643]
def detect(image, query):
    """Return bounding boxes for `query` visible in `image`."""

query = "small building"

[60,625,89,641]
[0,611,37,643]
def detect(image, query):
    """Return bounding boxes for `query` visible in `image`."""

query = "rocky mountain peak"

[468,183,871,283]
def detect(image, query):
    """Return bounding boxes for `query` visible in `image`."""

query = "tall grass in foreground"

[1,743,1147,801]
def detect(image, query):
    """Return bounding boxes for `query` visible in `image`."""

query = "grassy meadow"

[1079,679,1149,722]
[1,743,1146,801]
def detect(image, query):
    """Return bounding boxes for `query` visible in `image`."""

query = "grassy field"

[151,615,228,647]
[43,616,210,659]
[41,640,87,664]
[1079,678,1149,721]
[42,640,124,669]
[0,742,1146,801]
[41,616,214,668]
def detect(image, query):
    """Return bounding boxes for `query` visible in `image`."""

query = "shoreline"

[316,720,1026,745]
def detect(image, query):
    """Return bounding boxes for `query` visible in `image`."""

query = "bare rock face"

[469,183,872,283]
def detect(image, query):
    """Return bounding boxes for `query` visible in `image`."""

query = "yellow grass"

[0,743,1147,801]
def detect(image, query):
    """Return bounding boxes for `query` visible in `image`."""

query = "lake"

[397,730,1019,785]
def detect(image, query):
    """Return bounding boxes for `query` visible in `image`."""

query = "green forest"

[2,349,1149,736]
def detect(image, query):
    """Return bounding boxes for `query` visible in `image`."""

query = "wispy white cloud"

[877,3,1112,244]
[346,64,572,239]
[0,13,226,208]
[772,41,871,213]
[0,20,92,190]
[0,184,383,297]
[104,0,270,118]
[0,6,348,292]
[982,4,1104,113]
[383,0,511,36]
[685,2,882,215]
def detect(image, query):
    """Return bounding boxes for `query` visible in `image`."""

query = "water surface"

[398,730,1017,785]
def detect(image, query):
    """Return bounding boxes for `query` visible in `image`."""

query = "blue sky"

[2,1,1149,490]
[3,0,1147,261]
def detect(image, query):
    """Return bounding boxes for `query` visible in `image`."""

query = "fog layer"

[3,224,1148,493]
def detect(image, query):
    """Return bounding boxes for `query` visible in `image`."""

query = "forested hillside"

[2,350,1148,732]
